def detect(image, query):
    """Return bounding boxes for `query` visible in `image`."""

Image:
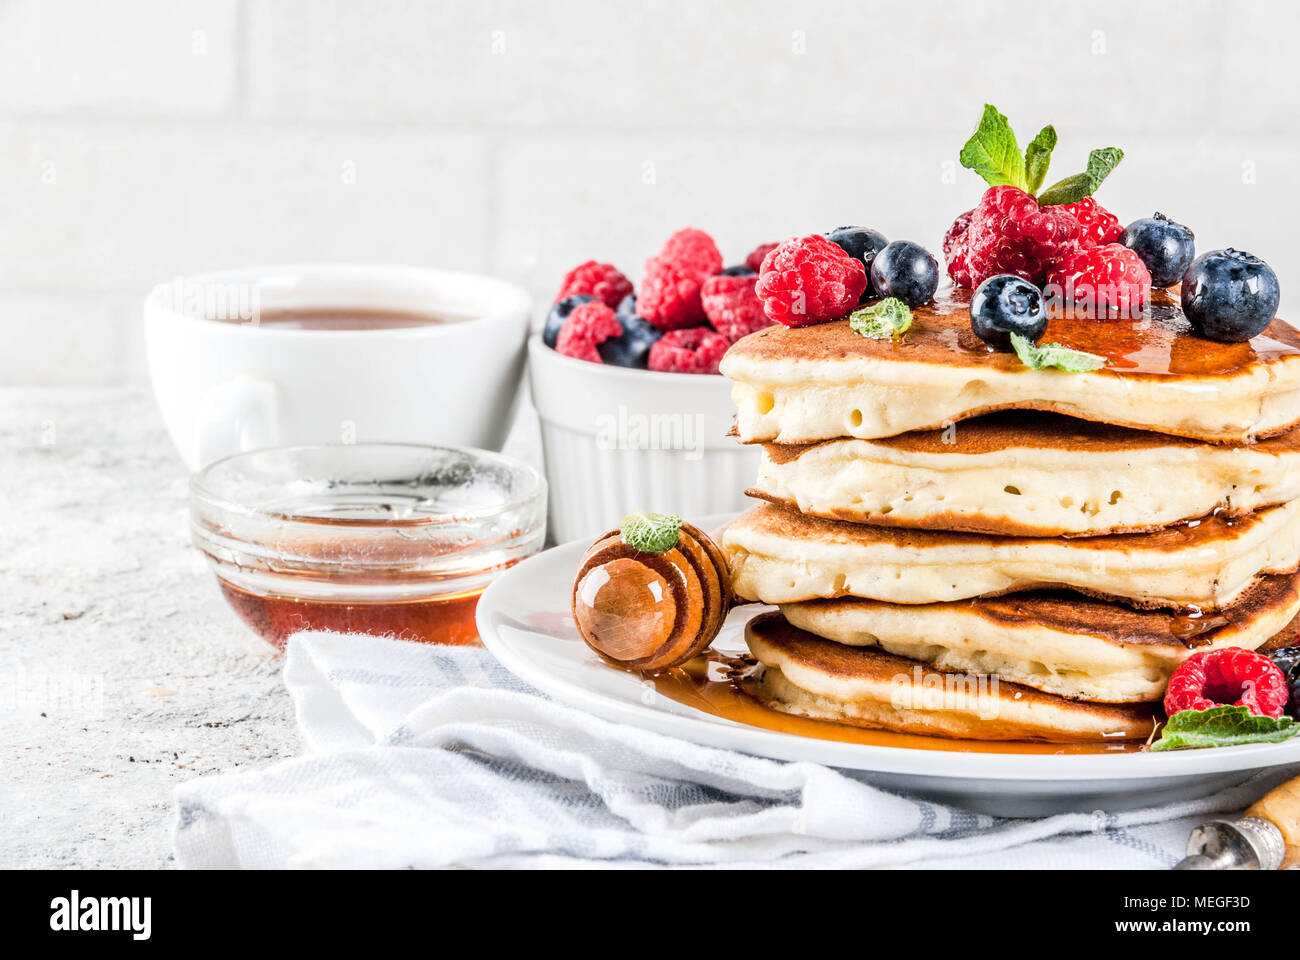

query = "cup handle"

[193,376,280,468]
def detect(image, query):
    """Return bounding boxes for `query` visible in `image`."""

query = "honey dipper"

[571,512,731,672]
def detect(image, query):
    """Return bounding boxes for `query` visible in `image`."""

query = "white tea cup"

[144,264,531,471]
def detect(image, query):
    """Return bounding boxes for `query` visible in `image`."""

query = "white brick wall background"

[1,0,1297,386]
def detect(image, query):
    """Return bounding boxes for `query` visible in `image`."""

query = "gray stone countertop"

[0,386,540,868]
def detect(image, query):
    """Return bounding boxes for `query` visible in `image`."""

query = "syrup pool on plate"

[191,443,546,649]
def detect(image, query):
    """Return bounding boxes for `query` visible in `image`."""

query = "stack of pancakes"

[718,291,1300,742]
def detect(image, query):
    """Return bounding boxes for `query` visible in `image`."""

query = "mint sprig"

[849,298,912,340]
[1151,705,1300,752]
[620,511,682,554]
[958,104,1123,204]
[1010,333,1105,373]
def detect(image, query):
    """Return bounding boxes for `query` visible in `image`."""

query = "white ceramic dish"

[477,517,1300,817]
[528,336,761,543]
[146,264,531,472]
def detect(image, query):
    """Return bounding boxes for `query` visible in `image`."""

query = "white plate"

[476,519,1300,816]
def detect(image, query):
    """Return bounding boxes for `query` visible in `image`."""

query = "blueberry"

[1120,212,1196,287]
[544,293,597,348]
[825,226,888,295]
[869,240,939,307]
[616,293,637,325]
[1291,676,1300,720]
[1181,248,1280,343]
[1269,645,1300,681]
[969,274,1048,350]
[598,294,661,368]
[718,264,757,277]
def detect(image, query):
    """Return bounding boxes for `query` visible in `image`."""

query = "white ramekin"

[528,335,760,543]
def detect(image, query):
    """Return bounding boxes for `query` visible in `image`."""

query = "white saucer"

[476,519,1300,816]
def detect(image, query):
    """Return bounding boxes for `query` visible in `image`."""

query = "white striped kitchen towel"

[172,631,1293,869]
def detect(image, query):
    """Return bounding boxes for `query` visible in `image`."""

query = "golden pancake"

[779,571,1300,703]
[722,501,1300,611]
[721,288,1300,445]
[751,413,1300,537]
[744,612,1158,742]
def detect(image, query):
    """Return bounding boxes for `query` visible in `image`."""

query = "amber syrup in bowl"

[191,444,546,649]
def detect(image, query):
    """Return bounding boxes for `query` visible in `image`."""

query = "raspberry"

[943,210,975,288]
[1047,242,1152,317]
[754,235,868,327]
[744,242,780,274]
[700,273,767,342]
[555,302,621,363]
[554,261,632,309]
[1057,197,1124,247]
[661,227,723,270]
[1164,647,1289,719]
[966,185,1083,286]
[636,228,723,332]
[648,327,729,374]
[637,256,708,331]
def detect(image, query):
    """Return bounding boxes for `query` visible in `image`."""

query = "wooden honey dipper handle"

[1246,774,1300,869]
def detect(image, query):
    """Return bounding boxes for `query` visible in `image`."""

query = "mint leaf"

[850,298,912,340]
[1023,125,1057,196]
[958,105,1026,191]
[1151,705,1300,751]
[1037,173,1092,206]
[620,511,682,554]
[1010,333,1105,372]
[1086,147,1124,188]
[1038,146,1125,205]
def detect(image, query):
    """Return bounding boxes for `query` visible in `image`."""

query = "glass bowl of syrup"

[191,443,546,649]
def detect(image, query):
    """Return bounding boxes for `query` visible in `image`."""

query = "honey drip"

[1169,610,1231,648]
